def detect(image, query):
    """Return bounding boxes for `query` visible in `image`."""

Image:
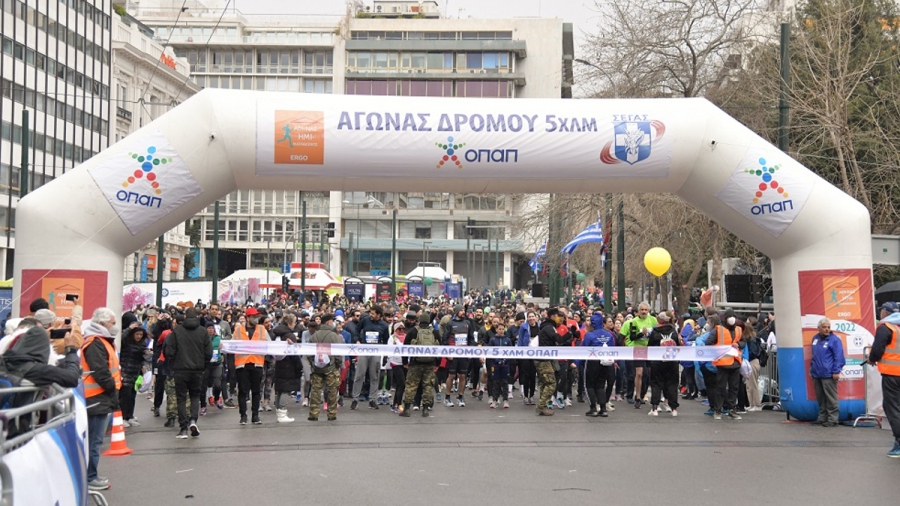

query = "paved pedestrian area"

[101,394,895,505]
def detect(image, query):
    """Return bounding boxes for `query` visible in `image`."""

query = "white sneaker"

[672,409,678,417]
[606,402,615,412]
[489,401,496,409]
[445,398,454,407]
[122,420,131,428]
[662,404,672,412]
[301,398,309,407]
[564,398,573,407]
[648,409,659,416]
[503,400,509,409]
[276,408,294,423]
[412,405,420,411]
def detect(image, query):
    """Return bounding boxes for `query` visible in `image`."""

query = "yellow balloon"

[644,247,672,277]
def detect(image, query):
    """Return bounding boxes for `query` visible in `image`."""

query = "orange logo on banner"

[41,278,85,318]
[273,111,324,165]
[823,276,861,320]
[170,258,180,272]
[146,255,156,270]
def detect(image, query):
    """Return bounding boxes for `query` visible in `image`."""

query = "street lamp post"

[266,237,272,300]
[575,58,626,309]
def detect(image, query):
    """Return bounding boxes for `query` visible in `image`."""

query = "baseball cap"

[879,301,899,314]
[657,311,671,323]
[335,315,345,322]
[245,307,260,316]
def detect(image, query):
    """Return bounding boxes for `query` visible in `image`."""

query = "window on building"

[304,79,332,94]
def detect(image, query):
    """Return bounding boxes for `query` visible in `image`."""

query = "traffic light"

[326,222,335,238]
[281,275,289,292]
[467,218,475,236]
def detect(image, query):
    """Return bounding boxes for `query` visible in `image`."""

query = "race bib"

[214,324,222,336]
[210,350,220,363]
[365,331,379,344]
[455,333,468,346]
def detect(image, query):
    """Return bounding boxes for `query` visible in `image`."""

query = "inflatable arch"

[14,90,873,420]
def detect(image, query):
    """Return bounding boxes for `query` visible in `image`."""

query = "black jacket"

[83,334,119,416]
[537,319,571,348]
[442,317,475,346]
[356,316,390,345]
[165,317,213,373]
[272,323,303,391]
[120,327,151,384]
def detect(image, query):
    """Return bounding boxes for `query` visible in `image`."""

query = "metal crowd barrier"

[760,349,780,409]
[0,385,108,506]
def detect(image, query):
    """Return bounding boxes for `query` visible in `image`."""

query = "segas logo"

[600,115,666,165]
[116,146,169,208]
[745,157,793,216]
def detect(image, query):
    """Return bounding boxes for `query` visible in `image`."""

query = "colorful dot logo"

[123,146,170,195]
[434,136,466,169]
[745,157,788,204]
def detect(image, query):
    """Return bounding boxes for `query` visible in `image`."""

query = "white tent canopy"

[222,269,279,283]
[13,90,873,422]
[287,265,342,291]
[405,265,451,281]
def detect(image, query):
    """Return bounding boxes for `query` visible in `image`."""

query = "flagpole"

[604,194,613,313]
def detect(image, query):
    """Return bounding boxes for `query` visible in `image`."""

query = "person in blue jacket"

[579,313,616,417]
[695,316,720,416]
[810,318,845,427]
[516,312,539,405]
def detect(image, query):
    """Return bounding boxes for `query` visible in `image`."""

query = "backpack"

[412,327,438,364]
[309,330,335,373]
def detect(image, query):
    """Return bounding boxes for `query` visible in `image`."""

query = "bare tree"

[580,0,759,98]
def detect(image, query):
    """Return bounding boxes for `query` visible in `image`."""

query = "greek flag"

[528,242,547,274]
[561,219,604,255]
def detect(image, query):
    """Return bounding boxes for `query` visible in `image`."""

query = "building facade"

[129,0,572,290]
[111,6,200,282]
[1,0,112,278]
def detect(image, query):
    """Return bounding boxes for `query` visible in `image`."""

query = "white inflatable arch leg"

[14,90,872,420]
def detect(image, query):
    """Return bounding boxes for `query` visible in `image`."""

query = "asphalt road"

[98,393,896,506]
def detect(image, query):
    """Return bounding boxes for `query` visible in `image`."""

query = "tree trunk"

[710,223,723,307]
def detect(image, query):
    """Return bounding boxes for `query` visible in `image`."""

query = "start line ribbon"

[220,341,738,362]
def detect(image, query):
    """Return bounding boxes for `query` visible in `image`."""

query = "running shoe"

[445,398,454,407]
[457,396,466,408]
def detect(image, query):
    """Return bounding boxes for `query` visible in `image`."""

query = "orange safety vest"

[234,324,266,368]
[877,323,900,377]
[81,335,122,398]
[712,325,743,367]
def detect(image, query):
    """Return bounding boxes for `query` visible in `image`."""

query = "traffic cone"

[103,410,133,456]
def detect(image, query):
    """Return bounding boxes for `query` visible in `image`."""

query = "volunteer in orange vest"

[707,308,745,421]
[234,307,268,425]
[81,307,122,492]
[868,301,900,458]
